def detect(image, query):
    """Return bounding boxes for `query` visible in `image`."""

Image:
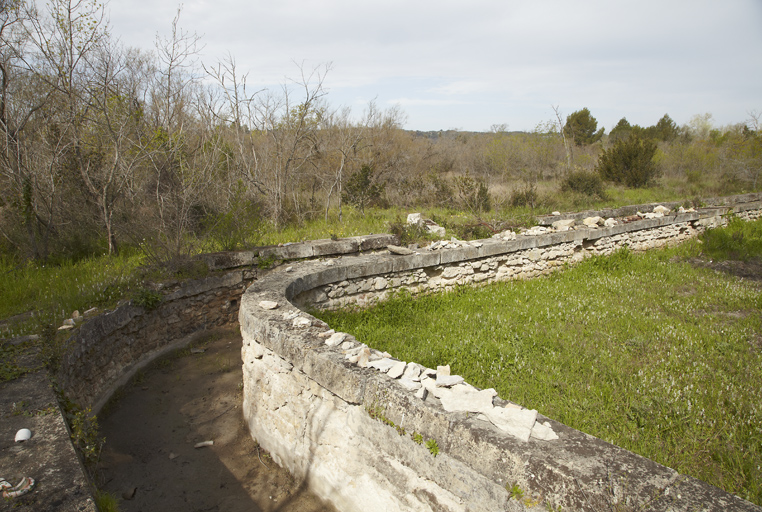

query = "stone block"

[312,238,360,257]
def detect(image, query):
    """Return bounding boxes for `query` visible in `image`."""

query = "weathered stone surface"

[436,374,465,387]
[479,405,537,442]
[552,219,576,230]
[530,420,559,441]
[407,213,422,224]
[325,331,347,347]
[259,300,279,310]
[439,387,497,414]
[387,244,414,255]
[367,358,398,373]
[387,360,406,379]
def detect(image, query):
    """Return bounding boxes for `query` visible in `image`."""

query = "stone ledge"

[241,200,762,512]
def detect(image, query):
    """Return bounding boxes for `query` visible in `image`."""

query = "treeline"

[1,1,760,263]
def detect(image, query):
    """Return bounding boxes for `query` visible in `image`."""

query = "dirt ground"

[97,326,336,512]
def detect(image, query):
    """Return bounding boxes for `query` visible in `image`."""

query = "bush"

[343,165,384,214]
[597,135,660,188]
[453,173,491,213]
[561,169,606,199]
[509,183,538,208]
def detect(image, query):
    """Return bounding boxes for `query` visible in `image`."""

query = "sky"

[106,0,762,133]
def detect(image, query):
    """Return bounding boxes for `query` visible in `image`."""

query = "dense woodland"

[2,0,761,264]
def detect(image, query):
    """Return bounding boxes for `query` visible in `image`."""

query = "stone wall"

[56,234,396,414]
[240,199,762,512]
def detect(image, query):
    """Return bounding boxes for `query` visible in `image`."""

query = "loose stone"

[259,300,279,310]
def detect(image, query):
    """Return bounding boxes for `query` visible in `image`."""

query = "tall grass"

[0,252,144,340]
[316,221,762,505]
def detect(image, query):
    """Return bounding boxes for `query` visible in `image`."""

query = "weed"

[132,288,162,311]
[12,400,29,416]
[64,404,104,467]
[425,438,439,457]
[412,432,423,444]
[256,253,278,269]
[94,489,121,512]
[508,483,524,500]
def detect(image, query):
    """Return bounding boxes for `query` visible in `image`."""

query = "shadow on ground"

[98,326,335,512]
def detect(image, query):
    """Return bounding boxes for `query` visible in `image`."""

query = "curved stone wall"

[239,200,762,512]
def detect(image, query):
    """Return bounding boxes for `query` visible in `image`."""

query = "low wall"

[239,199,762,512]
[56,234,395,413]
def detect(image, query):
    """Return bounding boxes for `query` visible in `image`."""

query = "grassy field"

[315,219,762,505]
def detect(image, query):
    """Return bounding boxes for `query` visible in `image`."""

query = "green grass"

[0,252,144,340]
[700,215,762,261]
[315,222,762,505]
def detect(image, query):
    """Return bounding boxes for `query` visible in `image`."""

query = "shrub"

[597,134,660,188]
[453,173,491,213]
[343,165,384,214]
[509,183,538,208]
[561,169,606,199]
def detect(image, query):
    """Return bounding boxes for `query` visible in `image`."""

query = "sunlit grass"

[0,252,144,340]
[315,222,762,505]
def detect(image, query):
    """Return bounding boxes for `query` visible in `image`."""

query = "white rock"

[436,375,465,387]
[387,361,406,379]
[552,219,575,231]
[340,341,356,350]
[480,406,538,442]
[439,388,497,414]
[317,329,335,338]
[63,318,75,326]
[428,225,446,237]
[368,358,398,373]
[604,218,618,227]
[285,266,293,272]
[259,300,279,310]
[325,332,347,347]
[388,245,414,255]
[653,205,671,215]
[436,365,451,377]
[398,377,422,391]
[552,211,561,216]
[414,387,428,400]
[292,317,312,328]
[530,420,559,441]
[402,363,422,381]
[356,347,371,367]
[583,216,603,227]
[407,213,423,225]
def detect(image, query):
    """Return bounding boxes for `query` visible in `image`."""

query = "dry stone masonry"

[10,198,762,511]
[241,197,762,512]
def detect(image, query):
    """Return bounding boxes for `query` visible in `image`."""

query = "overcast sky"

[106,0,762,133]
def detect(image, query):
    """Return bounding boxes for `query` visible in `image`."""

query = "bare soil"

[97,326,335,512]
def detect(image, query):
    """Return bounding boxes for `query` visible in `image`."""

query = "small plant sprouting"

[132,288,162,310]
[425,438,439,457]
[508,483,524,500]
[412,432,423,444]
[256,253,278,269]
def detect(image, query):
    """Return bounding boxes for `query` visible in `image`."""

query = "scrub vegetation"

[316,218,762,505]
